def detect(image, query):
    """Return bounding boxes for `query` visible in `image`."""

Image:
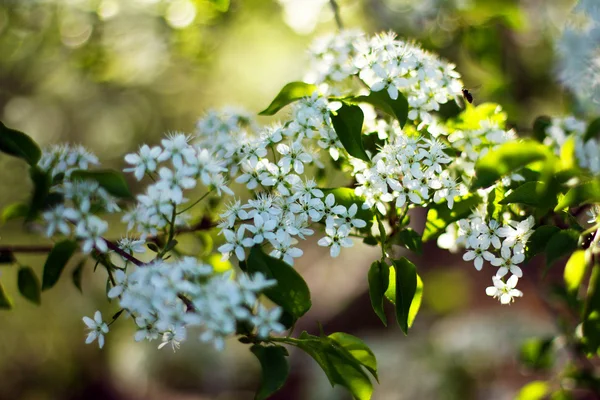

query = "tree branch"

[329,0,344,31]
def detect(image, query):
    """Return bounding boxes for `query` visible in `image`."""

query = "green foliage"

[554,179,600,211]
[0,282,13,310]
[385,258,421,335]
[244,247,311,321]
[584,117,600,141]
[351,91,409,127]
[532,116,552,142]
[70,169,133,199]
[582,265,600,354]
[72,258,86,293]
[330,103,369,161]
[516,381,549,400]
[564,250,587,294]
[544,229,580,272]
[251,345,289,400]
[393,228,422,254]
[472,140,553,189]
[368,261,389,326]
[1,202,29,223]
[526,226,560,259]
[209,0,230,12]
[281,331,376,400]
[328,332,378,381]
[259,82,317,116]
[500,181,545,207]
[519,337,555,370]
[0,121,42,166]
[17,266,41,305]
[27,166,52,221]
[423,193,482,242]
[42,240,78,291]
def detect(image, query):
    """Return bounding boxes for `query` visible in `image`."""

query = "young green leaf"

[209,0,230,12]
[328,332,378,381]
[1,202,29,223]
[391,257,418,335]
[423,194,482,242]
[499,182,544,206]
[544,229,580,272]
[532,116,552,143]
[516,381,549,400]
[472,140,552,189]
[330,103,369,161]
[251,345,290,400]
[554,179,600,211]
[70,169,133,199]
[17,266,41,305]
[394,228,422,254]
[259,82,317,115]
[246,247,311,319]
[367,261,389,326]
[564,250,587,293]
[519,337,555,370]
[352,90,409,127]
[584,117,600,141]
[0,281,13,310]
[526,226,560,260]
[0,121,42,165]
[42,240,78,290]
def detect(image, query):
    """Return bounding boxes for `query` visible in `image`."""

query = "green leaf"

[27,166,52,221]
[545,229,580,272]
[564,250,587,293]
[499,181,544,206]
[519,337,555,370]
[70,169,133,199]
[554,179,600,211]
[72,258,86,293]
[284,332,373,400]
[0,121,42,165]
[0,281,13,310]
[407,274,423,329]
[516,381,549,400]
[42,240,78,290]
[17,266,41,305]
[259,82,317,116]
[473,140,552,189]
[321,187,374,231]
[423,194,482,242]
[391,257,418,335]
[582,265,600,354]
[245,247,311,319]
[532,116,552,142]
[584,117,600,141]
[1,202,29,223]
[352,90,409,127]
[328,332,378,381]
[209,0,230,12]
[330,103,369,161]
[367,261,389,326]
[251,345,290,400]
[526,226,560,259]
[394,228,422,254]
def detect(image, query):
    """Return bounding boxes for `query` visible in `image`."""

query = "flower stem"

[329,0,344,31]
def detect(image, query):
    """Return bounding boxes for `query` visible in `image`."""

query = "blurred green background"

[0,0,582,399]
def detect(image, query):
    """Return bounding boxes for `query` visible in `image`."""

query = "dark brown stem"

[329,0,344,31]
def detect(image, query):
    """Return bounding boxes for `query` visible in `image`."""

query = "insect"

[462,87,474,104]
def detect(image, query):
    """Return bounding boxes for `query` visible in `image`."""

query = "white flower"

[491,245,525,278]
[463,247,495,271]
[485,275,523,304]
[82,311,109,348]
[117,237,146,254]
[124,144,162,181]
[76,217,109,254]
[158,132,196,168]
[158,325,186,351]
[252,305,286,339]
[497,216,535,248]
[218,228,255,261]
[42,205,72,237]
[108,270,128,298]
[336,203,367,229]
[318,224,353,257]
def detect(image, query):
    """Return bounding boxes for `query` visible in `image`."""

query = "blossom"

[318,224,353,257]
[82,311,109,348]
[158,326,186,351]
[491,245,525,278]
[485,275,523,304]
[463,247,495,271]
[252,305,286,339]
[124,144,162,181]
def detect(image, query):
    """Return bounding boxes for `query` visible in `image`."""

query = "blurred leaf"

[394,228,422,254]
[423,194,482,241]
[71,169,132,199]
[330,103,369,161]
[17,266,41,305]
[516,381,549,400]
[1,202,29,223]
[328,332,378,381]
[545,229,580,272]
[207,253,232,273]
[0,250,15,265]
[391,257,418,335]
[251,345,289,400]
[0,121,41,165]
[532,116,552,142]
[526,226,560,259]
[583,265,600,354]
[42,240,78,290]
[209,0,230,12]
[519,337,554,370]
[564,250,587,293]
[245,247,311,320]
[147,242,160,253]
[72,258,86,293]
[584,117,600,141]
[499,181,544,206]
[0,282,12,310]
[259,82,317,115]
[368,261,389,326]
[352,90,409,127]
[283,331,374,400]
[472,140,552,189]
[27,166,52,221]
[554,179,600,211]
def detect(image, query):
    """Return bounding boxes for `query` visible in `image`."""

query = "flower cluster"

[39,146,119,253]
[84,257,285,351]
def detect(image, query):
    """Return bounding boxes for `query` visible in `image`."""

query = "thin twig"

[329,0,344,31]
